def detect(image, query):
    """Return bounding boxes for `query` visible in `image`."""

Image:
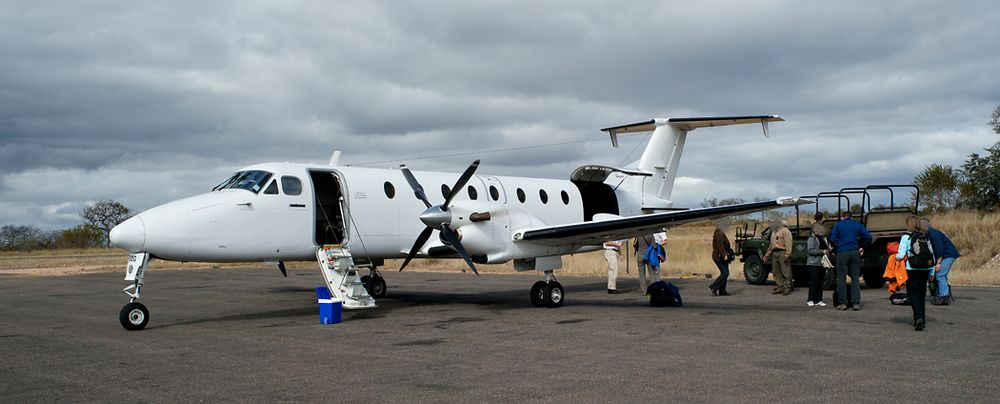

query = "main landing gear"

[529,270,564,308]
[360,266,387,298]
[120,252,151,331]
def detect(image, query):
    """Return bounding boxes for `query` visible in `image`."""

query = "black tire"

[862,271,885,289]
[530,281,546,307]
[823,269,836,290]
[362,275,387,298]
[119,302,149,331]
[743,255,769,285]
[543,281,564,308]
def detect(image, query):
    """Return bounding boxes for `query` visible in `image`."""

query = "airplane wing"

[514,197,811,246]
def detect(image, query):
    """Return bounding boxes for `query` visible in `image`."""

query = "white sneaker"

[816,301,827,307]
[806,301,815,307]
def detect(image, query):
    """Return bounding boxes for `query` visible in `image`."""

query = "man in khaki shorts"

[763,220,794,295]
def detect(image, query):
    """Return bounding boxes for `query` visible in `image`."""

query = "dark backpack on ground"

[889,292,910,306]
[907,232,936,269]
[648,281,682,307]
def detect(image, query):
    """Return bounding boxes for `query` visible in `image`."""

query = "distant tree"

[699,196,745,208]
[960,142,1000,211]
[913,164,962,214]
[990,105,1000,135]
[56,224,105,249]
[80,200,131,248]
[0,225,48,251]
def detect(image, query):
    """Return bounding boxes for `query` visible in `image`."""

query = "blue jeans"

[936,257,956,297]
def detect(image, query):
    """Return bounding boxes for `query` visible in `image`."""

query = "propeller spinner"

[398,160,481,275]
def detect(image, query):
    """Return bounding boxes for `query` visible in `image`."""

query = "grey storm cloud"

[1,0,999,229]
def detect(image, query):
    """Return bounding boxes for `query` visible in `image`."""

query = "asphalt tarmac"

[2,267,998,403]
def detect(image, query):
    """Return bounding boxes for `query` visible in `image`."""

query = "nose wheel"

[120,302,149,331]
[120,252,152,331]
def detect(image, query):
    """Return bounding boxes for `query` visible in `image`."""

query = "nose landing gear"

[120,252,151,331]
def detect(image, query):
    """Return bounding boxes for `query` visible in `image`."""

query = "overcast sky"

[2,1,998,230]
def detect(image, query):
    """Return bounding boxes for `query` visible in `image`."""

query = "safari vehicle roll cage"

[734,184,920,242]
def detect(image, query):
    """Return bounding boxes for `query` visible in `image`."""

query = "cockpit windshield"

[211,170,273,193]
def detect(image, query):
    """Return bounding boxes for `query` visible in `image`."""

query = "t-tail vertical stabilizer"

[601,115,783,210]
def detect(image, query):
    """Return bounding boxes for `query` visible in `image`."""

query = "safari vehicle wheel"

[823,269,836,290]
[742,255,768,285]
[530,281,546,307]
[119,302,149,331]
[863,271,885,289]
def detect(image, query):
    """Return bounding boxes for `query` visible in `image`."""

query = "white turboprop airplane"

[110,115,808,330]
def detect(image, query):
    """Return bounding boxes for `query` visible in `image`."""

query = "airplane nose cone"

[110,216,145,252]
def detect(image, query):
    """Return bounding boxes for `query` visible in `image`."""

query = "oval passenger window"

[516,188,526,203]
[468,185,478,200]
[281,176,303,196]
[561,190,570,205]
[489,185,500,201]
[539,189,548,204]
[384,181,395,199]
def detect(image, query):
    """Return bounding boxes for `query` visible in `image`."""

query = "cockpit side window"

[215,170,273,193]
[281,176,303,196]
[263,180,279,195]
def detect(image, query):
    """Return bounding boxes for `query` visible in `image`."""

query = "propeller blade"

[399,165,432,208]
[442,159,480,210]
[277,261,287,277]
[440,224,478,275]
[399,227,434,272]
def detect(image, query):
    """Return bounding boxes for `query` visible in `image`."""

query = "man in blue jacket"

[920,217,961,305]
[829,211,873,311]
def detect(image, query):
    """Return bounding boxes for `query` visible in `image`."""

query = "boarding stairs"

[316,245,376,309]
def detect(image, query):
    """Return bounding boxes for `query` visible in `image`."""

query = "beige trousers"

[604,249,619,290]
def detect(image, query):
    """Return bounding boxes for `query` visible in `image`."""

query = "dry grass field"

[2,211,998,285]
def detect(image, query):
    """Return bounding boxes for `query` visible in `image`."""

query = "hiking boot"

[915,319,925,331]
[781,288,792,296]
[836,304,848,310]
[772,288,784,295]
[718,291,731,296]
[607,289,621,294]
[852,303,862,311]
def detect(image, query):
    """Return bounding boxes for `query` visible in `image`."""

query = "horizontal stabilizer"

[601,115,784,144]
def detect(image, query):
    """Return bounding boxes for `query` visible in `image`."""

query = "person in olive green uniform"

[764,220,794,295]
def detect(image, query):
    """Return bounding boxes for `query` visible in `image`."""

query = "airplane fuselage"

[110,162,645,265]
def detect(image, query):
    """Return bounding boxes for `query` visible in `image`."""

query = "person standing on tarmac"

[763,220,794,295]
[829,211,873,311]
[919,217,961,305]
[635,230,667,295]
[896,215,932,331]
[805,223,831,307]
[603,239,624,294]
[710,221,733,296]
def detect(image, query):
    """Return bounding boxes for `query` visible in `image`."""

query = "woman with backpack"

[895,215,933,331]
[805,223,831,307]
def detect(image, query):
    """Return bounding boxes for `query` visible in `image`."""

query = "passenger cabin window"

[213,170,272,194]
[489,185,500,201]
[561,190,570,205]
[263,180,279,195]
[539,189,548,204]
[441,184,451,199]
[467,185,478,200]
[516,188,526,203]
[384,181,396,199]
[281,176,303,196]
